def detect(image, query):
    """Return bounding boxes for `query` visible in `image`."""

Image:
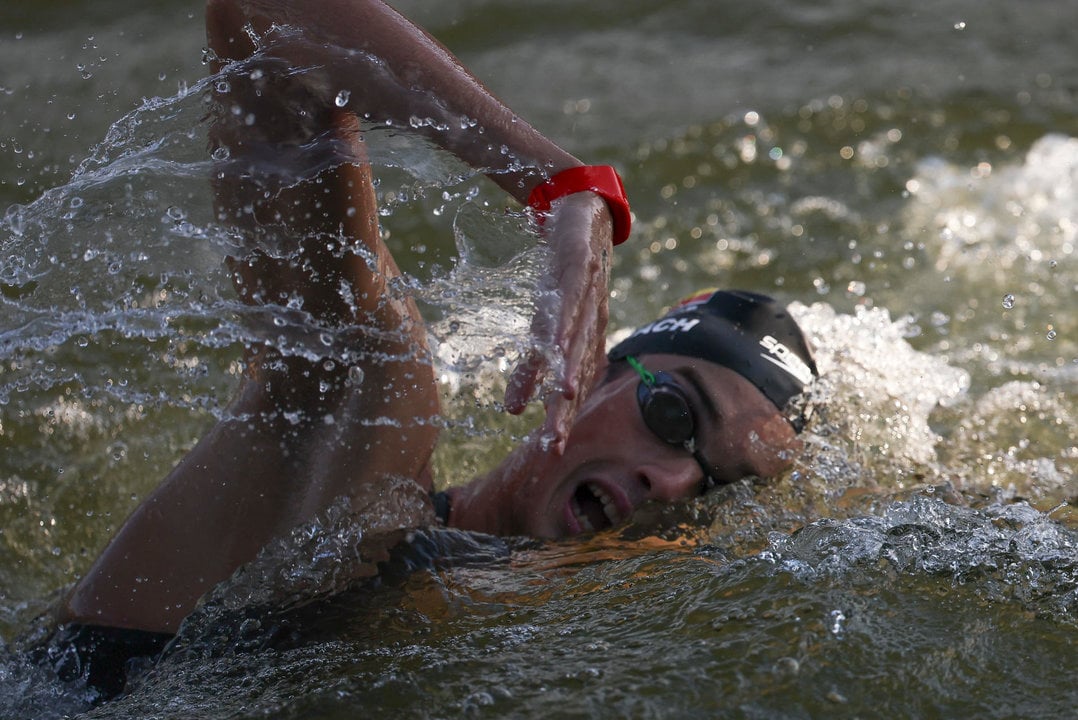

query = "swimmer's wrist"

[527,165,631,245]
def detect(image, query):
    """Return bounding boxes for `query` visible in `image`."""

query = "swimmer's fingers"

[503,276,559,415]
[539,279,606,451]
[539,297,607,450]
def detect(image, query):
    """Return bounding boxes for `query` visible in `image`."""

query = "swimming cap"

[607,290,818,429]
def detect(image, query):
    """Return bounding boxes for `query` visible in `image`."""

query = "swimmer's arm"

[210,0,616,442]
[58,4,460,636]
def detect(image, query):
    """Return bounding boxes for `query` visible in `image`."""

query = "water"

[1,0,1076,717]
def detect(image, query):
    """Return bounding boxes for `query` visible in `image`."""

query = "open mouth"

[570,482,624,533]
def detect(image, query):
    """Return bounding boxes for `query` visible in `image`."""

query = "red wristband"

[527,165,632,245]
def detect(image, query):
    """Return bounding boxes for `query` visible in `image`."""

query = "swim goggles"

[626,356,717,493]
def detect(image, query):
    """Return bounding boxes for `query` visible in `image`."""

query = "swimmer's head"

[451,290,818,539]
[607,290,818,430]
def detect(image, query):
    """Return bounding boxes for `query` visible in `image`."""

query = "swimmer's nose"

[638,457,704,502]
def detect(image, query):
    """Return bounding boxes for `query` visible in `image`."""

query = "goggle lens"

[636,378,694,445]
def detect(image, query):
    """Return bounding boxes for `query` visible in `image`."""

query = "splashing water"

[901,134,1077,381]
[0,53,545,641]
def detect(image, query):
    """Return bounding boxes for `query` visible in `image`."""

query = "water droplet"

[334,89,351,107]
[953,21,967,30]
[215,80,231,94]
[829,609,846,635]
[212,146,230,161]
[1046,329,1057,340]
[845,280,866,297]
[249,68,264,81]
[109,441,128,462]
[773,657,800,677]
[347,365,364,385]
[826,689,849,704]
[1001,293,1015,309]
[238,618,261,639]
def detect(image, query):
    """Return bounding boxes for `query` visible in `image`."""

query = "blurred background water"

[1,0,1075,717]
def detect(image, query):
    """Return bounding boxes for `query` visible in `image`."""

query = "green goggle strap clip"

[625,355,655,386]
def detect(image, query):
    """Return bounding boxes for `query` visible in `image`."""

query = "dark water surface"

[1,0,1076,717]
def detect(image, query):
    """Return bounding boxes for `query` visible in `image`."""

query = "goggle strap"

[626,355,656,386]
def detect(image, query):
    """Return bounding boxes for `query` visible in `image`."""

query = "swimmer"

[36,0,816,700]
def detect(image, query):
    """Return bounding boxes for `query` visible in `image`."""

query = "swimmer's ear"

[741,411,801,479]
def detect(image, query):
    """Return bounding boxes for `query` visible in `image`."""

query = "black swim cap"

[607,290,818,429]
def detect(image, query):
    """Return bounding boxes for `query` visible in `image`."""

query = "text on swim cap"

[759,335,815,385]
[628,316,702,337]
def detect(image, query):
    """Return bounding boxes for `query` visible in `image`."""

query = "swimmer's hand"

[504,192,613,451]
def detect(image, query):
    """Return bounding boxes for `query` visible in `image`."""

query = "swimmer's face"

[505,353,800,538]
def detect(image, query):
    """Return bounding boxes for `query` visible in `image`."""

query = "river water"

[1,0,1076,717]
